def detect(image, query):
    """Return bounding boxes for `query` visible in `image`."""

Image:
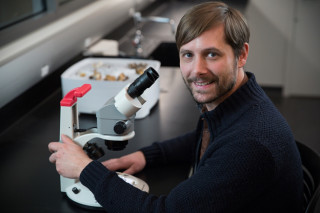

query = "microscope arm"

[73,128,135,147]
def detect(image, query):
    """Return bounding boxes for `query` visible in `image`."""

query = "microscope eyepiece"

[127,67,159,98]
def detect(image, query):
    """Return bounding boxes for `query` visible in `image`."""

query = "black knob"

[114,121,127,134]
[105,140,128,151]
[83,142,105,160]
[72,187,80,194]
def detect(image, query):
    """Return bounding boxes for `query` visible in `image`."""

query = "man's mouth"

[193,78,217,87]
[194,81,213,86]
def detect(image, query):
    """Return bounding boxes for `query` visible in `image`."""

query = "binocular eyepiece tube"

[127,67,159,98]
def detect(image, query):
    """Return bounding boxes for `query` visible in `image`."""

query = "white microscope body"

[59,67,158,208]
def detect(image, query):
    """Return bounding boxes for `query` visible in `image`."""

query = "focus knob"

[114,121,127,134]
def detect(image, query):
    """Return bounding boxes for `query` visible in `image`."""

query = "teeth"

[195,81,211,86]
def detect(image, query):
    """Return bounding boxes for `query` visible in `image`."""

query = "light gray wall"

[245,0,294,87]
[284,0,320,97]
[245,0,320,97]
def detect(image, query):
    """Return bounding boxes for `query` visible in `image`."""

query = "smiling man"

[179,23,248,111]
[49,2,303,212]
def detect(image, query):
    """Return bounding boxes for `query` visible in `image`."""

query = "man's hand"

[102,151,146,175]
[48,134,92,179]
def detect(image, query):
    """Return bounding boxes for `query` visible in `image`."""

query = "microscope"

[59,67,159,208]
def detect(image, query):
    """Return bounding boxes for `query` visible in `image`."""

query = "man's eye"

[208,52,217,58]
[184,52,192,58]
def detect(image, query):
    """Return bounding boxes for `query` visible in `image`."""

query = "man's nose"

[192,57,207,76]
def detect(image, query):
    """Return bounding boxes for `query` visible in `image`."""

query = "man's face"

[179,24,240,110]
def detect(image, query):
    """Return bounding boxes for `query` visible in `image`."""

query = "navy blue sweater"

[80,72,303,212]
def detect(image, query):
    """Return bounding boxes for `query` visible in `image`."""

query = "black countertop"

[0,67,200,212]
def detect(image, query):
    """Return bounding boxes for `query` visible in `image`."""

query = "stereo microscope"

[59,67,159,208]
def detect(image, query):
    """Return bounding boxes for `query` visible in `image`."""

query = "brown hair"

[175,2,250,58]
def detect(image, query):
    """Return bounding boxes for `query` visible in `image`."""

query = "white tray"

[61,57,161,119]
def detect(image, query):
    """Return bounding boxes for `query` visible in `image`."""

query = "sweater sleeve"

[140,131,198,167]
[80,139,276,213]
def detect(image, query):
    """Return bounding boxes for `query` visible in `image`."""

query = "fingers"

[61,134,74,144]
[49,152,57,163]
[48,135,75,165]
[48,142,61,164]
[102,158,127,171]
[102,151,146,175]
[49,152,58,164]
[123,167,136,175]
[48,142,61,153]
[103,159,135,175]
[48,134,72,153]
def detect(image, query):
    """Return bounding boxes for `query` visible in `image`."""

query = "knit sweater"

[80,72,303,213]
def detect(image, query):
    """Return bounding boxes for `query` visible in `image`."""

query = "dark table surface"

[0,67,200,213]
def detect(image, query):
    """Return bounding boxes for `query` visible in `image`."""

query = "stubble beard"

[183,65,238,106]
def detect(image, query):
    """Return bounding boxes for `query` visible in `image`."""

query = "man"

[49,2,303,212]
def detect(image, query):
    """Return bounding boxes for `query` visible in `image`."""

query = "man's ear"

[238,42,249,68]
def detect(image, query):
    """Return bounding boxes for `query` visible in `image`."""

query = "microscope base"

[65,173,149,209]
[66,182,102,208]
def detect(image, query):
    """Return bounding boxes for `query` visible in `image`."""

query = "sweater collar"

[200,72,266,135]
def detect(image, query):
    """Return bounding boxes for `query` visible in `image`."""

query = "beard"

[183,62,238,106]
